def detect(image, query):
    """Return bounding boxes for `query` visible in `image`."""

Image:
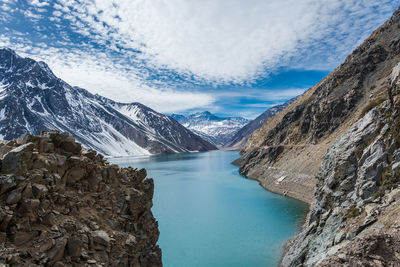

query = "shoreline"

[233,156,315,205]
[233,157,314,266]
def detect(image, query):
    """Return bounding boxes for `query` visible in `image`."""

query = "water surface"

[110,151,307,267]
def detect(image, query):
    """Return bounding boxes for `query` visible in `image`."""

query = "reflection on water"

[110,151,308,267]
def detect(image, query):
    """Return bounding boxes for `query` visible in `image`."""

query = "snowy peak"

[171,112,250,147]
[0,48,216,156]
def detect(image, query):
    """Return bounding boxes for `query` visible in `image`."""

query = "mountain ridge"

[236,6,400,266]
[171,111,249,146]
[223,98,297,150]
[0,48,216,156]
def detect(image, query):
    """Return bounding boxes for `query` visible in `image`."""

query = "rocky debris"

[0,131,162,266]
[280,59,400,266]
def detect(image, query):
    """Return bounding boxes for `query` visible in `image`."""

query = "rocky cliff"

[282,60,400,267]
[0,131,162,266]
[238,7,400,204]
[235,5,400,267]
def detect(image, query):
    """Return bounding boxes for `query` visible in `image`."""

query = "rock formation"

[236,6,400,266]
[238,6,400,204]
[0,131,162,266]
[282,61,400,266]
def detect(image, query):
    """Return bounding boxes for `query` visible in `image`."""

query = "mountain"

[0,48,216,156]
[236,6,400,266]
[170,111,250,146]
[223,98,297,150]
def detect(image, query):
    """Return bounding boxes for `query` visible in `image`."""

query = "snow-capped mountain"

[0,48,216,156]
[223,98,297,149]
[171,111,250,146]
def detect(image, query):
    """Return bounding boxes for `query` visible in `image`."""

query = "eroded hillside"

[238,7,400,204]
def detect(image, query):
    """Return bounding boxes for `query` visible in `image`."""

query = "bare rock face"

[237,7,400,204]
[0,131,162,266]
[281,61,400,266]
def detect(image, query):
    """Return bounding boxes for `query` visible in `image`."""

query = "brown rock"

[2,143,34,174]
[0,175,16,195]
[47,238,67,264]
[67,236,83,257]
[0,132,162,266]
[66,167,86,185]
[22,183,33,198]
[32,183,48,199]
[13,231,33,246]
[92,230,110,247]
[6,188,22,205]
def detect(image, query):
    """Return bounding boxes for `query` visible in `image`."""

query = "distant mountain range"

[223,98,297,149]
[171,111,250,146]
[0,48,216,156]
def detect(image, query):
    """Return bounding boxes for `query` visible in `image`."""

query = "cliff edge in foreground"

[0,131,162,266]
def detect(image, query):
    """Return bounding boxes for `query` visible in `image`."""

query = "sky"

[0,0,398,119]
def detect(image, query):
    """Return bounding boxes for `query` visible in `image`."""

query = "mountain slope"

[171,111,249,146]
[0,48,216,156]
[223,98,297,150]
[238,5,400,203]
[235,6,400,266]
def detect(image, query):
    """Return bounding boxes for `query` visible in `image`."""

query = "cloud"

[50,0,397,82]
[0,36,215,113]
[0,0,398,116]
[28,0,49,7]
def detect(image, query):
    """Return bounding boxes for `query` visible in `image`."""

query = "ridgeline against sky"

[0,0,398,117]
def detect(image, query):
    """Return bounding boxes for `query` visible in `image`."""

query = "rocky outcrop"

[281,60,400,266]
[0,131,162,266]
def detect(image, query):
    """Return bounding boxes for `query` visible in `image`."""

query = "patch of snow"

[26,80,34,88]
[38,82,50,90]
[0,82,8,100]
[0,108,5,121]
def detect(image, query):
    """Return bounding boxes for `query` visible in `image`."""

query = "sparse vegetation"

[347,205,361,218]
[360,97,387,118]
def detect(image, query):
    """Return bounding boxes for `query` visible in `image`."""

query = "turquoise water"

[110,151,307,267]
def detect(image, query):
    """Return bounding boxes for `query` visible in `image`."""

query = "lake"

[110,151,307,267]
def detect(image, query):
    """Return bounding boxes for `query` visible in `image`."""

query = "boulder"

[67,236,83,257]
[92,230,110,248]
[1,143,34,174]
[47,238,67,264]
[6,188,22,205]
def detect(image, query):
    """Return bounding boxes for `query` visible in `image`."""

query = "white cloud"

[29,0,49,7]
[54,0,397,82]
[52,10,62,17]
[0,0,398,115]
[0,36,215,113]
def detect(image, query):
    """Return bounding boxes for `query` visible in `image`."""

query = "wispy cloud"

[0,36,215,113]
[0,0,398,115]
[45,0,398,82]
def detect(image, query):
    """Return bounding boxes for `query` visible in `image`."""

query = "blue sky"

[0,0,398,118]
